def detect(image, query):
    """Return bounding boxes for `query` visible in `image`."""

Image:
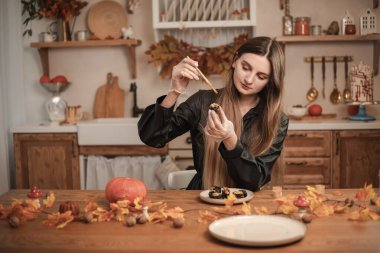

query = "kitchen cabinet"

[152,0,256,47]
[332,130,380,188]
[30,39,142,79]
[14,133,80,189]
[278,130,332,189]
[275,34,380,75]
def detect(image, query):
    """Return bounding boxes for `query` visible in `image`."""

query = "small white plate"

[200,188,254,205]
[209,215,307,247]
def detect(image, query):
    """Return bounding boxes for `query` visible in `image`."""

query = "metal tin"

[311,25,322,35]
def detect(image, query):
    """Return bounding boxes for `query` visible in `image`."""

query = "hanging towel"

[85,155,163,190]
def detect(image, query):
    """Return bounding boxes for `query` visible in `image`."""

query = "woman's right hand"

[170,57,200,93]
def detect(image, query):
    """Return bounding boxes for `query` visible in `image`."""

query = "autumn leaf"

[312,204,335,217]
[224,194,237,207]
[43,211,74,229]
[43,192,55,208]
[84,200,98,213]
[198,210,220,224]
[165,207,184,220]
[253,206,271,215]
[355,184,376,203]
[242,202,252,215]
[109,203,129,222]
[348,207,380,221]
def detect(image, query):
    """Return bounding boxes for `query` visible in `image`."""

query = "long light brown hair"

[202,37,285,189]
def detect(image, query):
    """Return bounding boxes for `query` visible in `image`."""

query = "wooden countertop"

[0,189,379,253]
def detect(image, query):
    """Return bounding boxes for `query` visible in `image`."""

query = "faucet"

[129,82,144,117]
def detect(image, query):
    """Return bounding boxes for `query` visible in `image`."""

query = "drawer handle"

[286,161,308,166]
[186,137,192,144]
[288,133,307,138]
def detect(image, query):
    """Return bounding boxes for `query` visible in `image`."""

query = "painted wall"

[21,0,380,122]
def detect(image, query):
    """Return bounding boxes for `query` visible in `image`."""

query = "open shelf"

[275,34,380,76]
[30,39,142,78]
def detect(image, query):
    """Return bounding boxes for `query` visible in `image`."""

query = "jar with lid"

[295,17,311,35]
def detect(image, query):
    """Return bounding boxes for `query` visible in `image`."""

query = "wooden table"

[0,189,379,253]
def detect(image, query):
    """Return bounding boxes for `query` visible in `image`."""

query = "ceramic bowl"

[288,106,307,118]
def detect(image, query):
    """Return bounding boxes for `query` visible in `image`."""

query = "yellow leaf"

[253,206,270,215]
[313,204,334,217]
[224,194,237,207]
[242,202,252,215]
[43,192,55,208]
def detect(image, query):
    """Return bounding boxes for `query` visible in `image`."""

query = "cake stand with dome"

[40,82,71,125]
[347,101,379,121]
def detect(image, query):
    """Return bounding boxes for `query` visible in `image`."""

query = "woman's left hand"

[204,107,235,141]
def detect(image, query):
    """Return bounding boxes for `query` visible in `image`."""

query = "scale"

[346,101,380,121]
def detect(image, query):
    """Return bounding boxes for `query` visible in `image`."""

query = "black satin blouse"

[138,89,289,191]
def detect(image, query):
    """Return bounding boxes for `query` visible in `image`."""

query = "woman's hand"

[205,106,236,143]
[170,57,199,94]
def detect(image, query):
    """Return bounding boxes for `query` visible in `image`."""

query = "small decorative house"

[342,10,354,35]
[360,8,377,35]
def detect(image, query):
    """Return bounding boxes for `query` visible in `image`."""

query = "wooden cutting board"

[93,73,125,118]
[105,76,125,117]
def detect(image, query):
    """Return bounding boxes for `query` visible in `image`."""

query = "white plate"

[200,188,254,205]
[209,215,307,247]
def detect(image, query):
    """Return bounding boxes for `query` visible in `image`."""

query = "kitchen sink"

[77,117,144,145]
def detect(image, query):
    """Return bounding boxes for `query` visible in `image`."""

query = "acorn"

[137,214,148,224]
[126,216,136,227]
[173,217,185,228]
[8,216,20,228]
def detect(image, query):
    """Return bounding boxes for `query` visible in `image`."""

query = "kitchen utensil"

[322,56,326,98]
[106,76,125,117]
[306,57,318,102]
[343,56,352,102]
[94,72,113,118]
[330,57,342,104]
[186,56,218,94]
[88,0,128,39]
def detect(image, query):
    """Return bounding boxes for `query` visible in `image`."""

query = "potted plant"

[22,0,88,40]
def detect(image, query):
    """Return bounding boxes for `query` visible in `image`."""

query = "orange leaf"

[198,210,220,224]
[165,207,184,220]
[43,211,74,229]
[224,194,237,207]
[313,204,335,217]
[84,200,98,213]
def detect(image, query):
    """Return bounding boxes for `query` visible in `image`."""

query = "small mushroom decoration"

[293,195,310,215]
[27,186,43,199]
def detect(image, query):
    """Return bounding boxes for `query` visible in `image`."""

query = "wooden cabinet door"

[332,130,380,188]
[14,133,80,189]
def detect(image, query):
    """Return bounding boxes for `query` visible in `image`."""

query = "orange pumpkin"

[105,177,147,203]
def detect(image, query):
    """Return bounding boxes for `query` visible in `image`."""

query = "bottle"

[282,0,293,35]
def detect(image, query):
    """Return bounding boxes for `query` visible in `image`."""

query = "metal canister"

[311,25,322,35]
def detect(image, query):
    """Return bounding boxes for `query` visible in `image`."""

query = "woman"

[138,36,288,191]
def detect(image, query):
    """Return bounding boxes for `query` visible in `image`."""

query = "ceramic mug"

[76,30,89,41]
[65,105,83,124]
[39,32,57,42]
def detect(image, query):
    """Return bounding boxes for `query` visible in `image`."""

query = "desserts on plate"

[208,186,247,199]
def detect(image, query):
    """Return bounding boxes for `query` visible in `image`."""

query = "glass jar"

[295,17,311,35]
[46,95,67,124]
